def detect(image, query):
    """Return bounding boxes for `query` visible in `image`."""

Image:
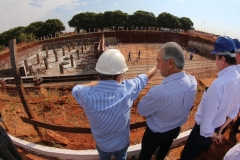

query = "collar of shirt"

[162,71,186,84]
[96,80,126,92]
[218,65,236,77]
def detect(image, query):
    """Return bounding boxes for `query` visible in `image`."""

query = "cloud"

[0,0,82,33]
[113,3,118,5]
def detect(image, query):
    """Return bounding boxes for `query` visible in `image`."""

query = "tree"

[0,27,27,46]
[157,12,180,29]
[96,13,104,30]
[0,32,7,46]
[69,12,98,32]
[179,17,194,30]
[68,14,82,33]
[112,10,129,28]
[129,10,156,28]
[41,19,65,37]
[25,21,44,38]
[102,11,115,28]
[0,45,6,52]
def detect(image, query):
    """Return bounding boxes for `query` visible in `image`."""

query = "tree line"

[0,10,193,51]
[69,10,193,33]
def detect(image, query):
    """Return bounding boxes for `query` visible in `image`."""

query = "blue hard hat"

[210,36,236,54]
[233,39,240,52]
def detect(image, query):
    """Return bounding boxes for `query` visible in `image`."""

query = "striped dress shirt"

[195,66,240,137]
[237,64,240,112]
[138,71,197,133]
[72,74,148,152]
[237,64,240,74]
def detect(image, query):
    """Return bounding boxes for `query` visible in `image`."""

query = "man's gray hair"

[159,42,185,69]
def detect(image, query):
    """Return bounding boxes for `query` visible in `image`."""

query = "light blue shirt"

[72,74,148,152]
[237,64,240,74]
[195,66,240,137]
[138,71,197,133]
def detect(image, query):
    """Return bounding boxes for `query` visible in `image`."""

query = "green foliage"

[0,19,65,46]
[41,19,65,37]
[130,10,156,27]
[179,17,194,30]
[0,26,27,46]
[0,45,6,52]
[25,21,44,38]
[68,12,98,32]
[157,12,180,29]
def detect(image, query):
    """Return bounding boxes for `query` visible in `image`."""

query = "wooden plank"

[21,117,92,133]
[20,117,147,133]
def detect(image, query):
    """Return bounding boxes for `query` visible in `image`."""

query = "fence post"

[9,39,42,137]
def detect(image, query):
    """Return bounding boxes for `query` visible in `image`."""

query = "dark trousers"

[232,117,240,134]
[139,126,180,160]
[0,127,23,160]
[180,123,219,160]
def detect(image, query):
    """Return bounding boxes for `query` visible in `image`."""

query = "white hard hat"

[95,49,128,75]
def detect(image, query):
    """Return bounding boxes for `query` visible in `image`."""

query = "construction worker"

[136,42,197,160]
[180,36,240,160]
[229,38,240,142]
[128,51,131,61]
[137,50,141,60]
[72,49,157,160]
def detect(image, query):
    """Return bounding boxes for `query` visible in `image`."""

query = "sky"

[0,0,240,39]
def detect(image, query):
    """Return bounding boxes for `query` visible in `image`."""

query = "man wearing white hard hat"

[180,36,240,160]
[72,49,157,160]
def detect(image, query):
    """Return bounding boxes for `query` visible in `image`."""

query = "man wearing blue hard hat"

[180,36,240,160]
[229,38,240,142]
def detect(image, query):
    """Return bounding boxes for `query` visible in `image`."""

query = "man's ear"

[222,56,226,63]
[116,74,122,83]
[169,58,175,67]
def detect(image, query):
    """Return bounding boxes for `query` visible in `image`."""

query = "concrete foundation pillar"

[55,51,58,62]
[45,45,48,58]
[77,49,80,59]
[59,64,63,74]
[44,57,48,69]
[36,53,40,64]
[24,59,28,72]
[70,55,74,67]
[68,44,71,52]
[62,46,65,56]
